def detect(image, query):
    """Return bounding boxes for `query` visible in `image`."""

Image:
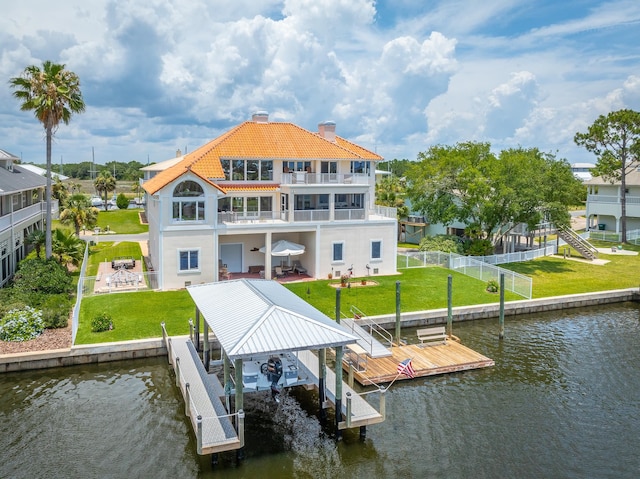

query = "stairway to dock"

[558,226,598,260]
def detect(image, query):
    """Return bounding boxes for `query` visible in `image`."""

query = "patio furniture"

[292,260,307,275]
[274,266,286,278]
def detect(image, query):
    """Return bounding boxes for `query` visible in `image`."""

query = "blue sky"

[1,0,639,167]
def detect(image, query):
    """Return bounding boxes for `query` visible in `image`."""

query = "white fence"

[587,228,640,245]
[397,250,535,299]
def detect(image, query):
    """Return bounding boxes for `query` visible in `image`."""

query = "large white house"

[142,113,398,290]
[0,149,46,287]
[585,167,640,234]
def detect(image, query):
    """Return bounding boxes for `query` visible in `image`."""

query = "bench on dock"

[417,326,447,346]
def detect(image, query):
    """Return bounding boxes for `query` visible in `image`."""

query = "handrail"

[559,225,598,257]
[349,306,393,348]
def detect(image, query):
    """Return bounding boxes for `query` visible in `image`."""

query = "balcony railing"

[280,172,369,185]
[0,203,44,233]
[293,210,331,222]
[218,207,373,224]
[588,194,640,204]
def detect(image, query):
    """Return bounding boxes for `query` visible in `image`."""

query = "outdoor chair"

[292,260,307,275]
[274,266,286,278]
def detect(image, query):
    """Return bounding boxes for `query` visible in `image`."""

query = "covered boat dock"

[167,279,386,463]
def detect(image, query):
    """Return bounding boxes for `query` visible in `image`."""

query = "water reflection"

[1,304,639,478]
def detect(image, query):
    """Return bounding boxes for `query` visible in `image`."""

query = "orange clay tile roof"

[223,183,279,192]
[143,120,382,194]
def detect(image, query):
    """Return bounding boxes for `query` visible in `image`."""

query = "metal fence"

[397,250,534,299]
[71,242,90,343]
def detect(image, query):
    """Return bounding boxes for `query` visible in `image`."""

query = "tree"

[52,229,85,269]
[59,194,99,236]
[131,182,144,203]
[10,61,85,259]
[406,142,582,251]
[52,176,69,205]
[26,230,46,259]
[574,109,640,243]
[376,176,409,217]
[94,171,116,211]
[377,158,413,177]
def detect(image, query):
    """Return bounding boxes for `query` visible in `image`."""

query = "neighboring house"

[18,163,70,181]
[0,149,47,287]
[585,167,640,233]
[142,113,398,290]
[571,162,595,182]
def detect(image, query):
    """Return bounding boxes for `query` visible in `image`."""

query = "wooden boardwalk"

[345,341,494,385]
[166,336,242,455]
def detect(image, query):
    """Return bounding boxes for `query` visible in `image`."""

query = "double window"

[172,181,205,221]
[178,249,199,272]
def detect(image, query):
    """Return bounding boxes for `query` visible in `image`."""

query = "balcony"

[587,194,640,218]
[280,172,369,185]
[0,203,45,233]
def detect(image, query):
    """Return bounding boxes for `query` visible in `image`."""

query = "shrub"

[419,235,463,254]
[92,312,114,332]
[0,307,45,342]
[116,193,129,210]
[486,279,500,293]
[465,239,494,256]
[41,295,72,329]
[12,258,73,296]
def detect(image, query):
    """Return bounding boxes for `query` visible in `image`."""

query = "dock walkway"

[347,341,494,385]
[167,336,241,454]
[297,349,384,429]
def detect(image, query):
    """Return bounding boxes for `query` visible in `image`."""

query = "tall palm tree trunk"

[45,124,53,259]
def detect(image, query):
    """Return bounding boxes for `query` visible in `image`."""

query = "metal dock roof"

[187,279,357,361]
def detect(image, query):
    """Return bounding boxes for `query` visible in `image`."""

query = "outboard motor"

[267,357,283,401]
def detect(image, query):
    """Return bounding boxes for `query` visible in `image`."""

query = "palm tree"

[94,171,116,211]
[10,61,85,259]
[26,230,46,259]
[52,228,85,269]
[131,182,143,203]
[59,194,99,236]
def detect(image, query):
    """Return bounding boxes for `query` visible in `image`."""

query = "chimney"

[318,121,336,142]
[252,111,269,123]
[176,149,182,158]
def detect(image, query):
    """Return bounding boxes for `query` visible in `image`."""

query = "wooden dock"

[345,341,494,385]
[166,336,242,455]
[297,350,385,429]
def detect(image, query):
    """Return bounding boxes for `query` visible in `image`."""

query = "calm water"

[1,303,639,479]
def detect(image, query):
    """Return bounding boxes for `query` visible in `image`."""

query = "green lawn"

[85,242,144,276]
[74,240,640,344]
[94,208,148,234]
[76,290,193,344]
[286,267,520,318]
[503,241,640,298]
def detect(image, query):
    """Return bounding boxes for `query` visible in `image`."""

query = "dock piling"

[335,288,343,440]
[447,275,453,338]
[395,281,401,346]
[499,273,505,339]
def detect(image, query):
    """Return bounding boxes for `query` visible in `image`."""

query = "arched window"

[172,181,205,221]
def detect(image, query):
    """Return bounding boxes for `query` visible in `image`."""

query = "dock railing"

[161,323,243,455]
[349,306,393,348]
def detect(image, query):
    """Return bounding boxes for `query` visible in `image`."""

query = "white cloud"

[1,1,639,165]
